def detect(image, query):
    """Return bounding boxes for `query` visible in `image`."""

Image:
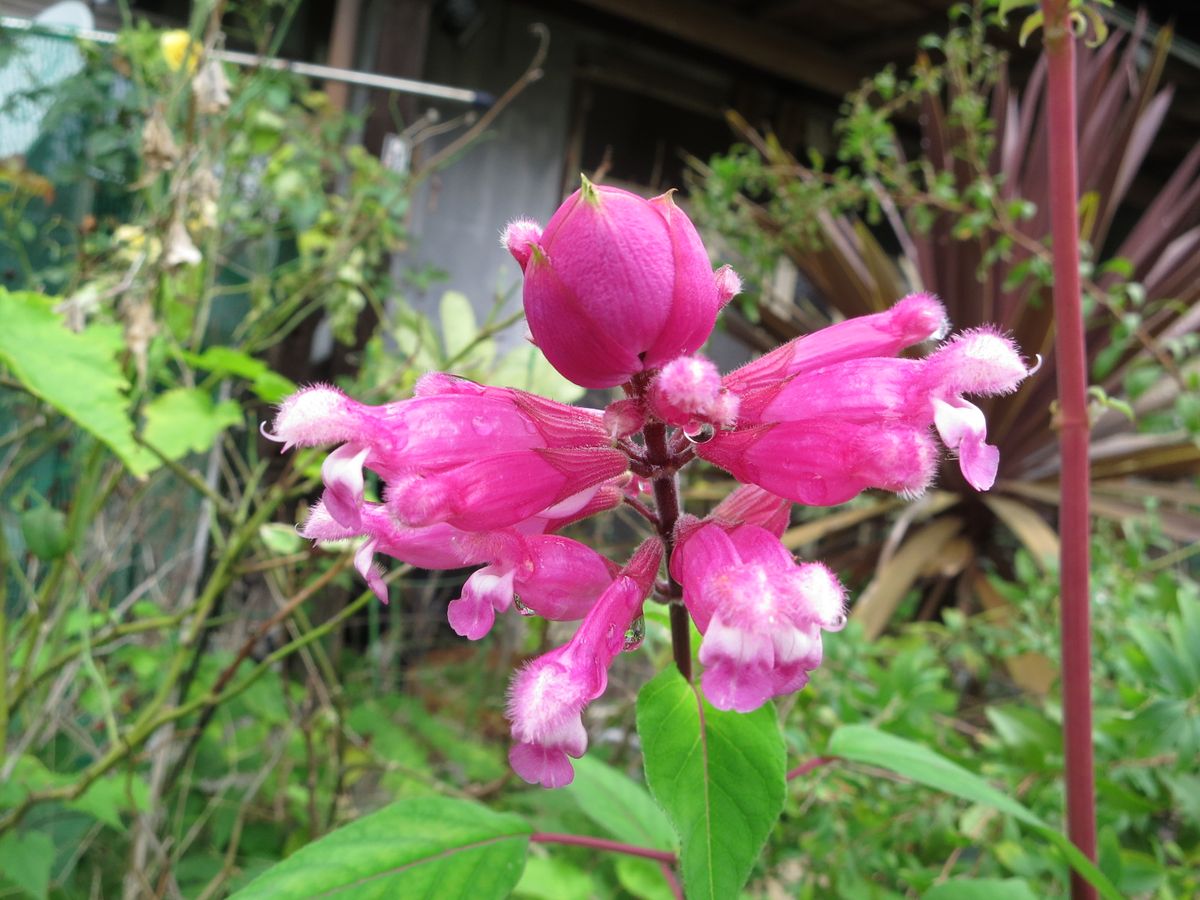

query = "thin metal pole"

[0,16,493,107]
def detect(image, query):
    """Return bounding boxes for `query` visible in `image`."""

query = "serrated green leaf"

[567,755,676,851]
[141,388,242,461]
[923,878,1038,900]
[827,725,1121,900]
[636,668,785,900]
[229,796,531,899]
[0,831,54,899]
[0,289,156,476]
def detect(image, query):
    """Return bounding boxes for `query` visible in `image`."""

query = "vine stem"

[529,832,677,864]
[1041,3,1097,897]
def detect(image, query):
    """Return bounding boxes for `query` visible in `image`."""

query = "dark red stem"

[530,831,677,864]
[643,420,692,681]
[1040,3,1097,897]
[786,756,836,780]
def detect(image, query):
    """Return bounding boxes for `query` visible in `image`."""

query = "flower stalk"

[1040,1,1098,896]
[642,416,692,680]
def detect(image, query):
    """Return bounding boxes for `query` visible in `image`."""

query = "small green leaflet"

[141,387,242,461]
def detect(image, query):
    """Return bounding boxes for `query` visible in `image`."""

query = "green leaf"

[512,855,594,900]
[566,755,676,851]
[66,773,150,831]
[827,725,1122,900]
[182,347,297,403]
[923,878,1038,900]
[258,522,304,556]
[0,831,54,899]
[636,668,785,900]
[616,857,677,900]
[229,796,531,899]
[491,343,585,403]
[1018,9,1044,46]
[0,289,156,476]
[19,502,70,561]
[1128,620,1196,696]
[440,291,481,364]
[141,388,242,461]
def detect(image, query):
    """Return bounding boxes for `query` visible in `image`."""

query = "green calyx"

[579,173,602,206]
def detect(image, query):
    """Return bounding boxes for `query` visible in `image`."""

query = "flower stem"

[530,831,677,864]
[1040,3,1097,897]
[786,756,836,780]
[643,420,692,681]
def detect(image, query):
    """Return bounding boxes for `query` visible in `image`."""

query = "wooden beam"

[571,0,861,97]
[325,0,364,110]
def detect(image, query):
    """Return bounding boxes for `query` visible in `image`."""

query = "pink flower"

[266,377,627,531]
[723,291,949,396]
[699,309,1032,503]
[446,533,619,640]
[269,182,1034,788]
[507,539,662,788]
[670,521,845,713]
[301,499,617,638]
[705,483,793,537]
[504,178,739,389]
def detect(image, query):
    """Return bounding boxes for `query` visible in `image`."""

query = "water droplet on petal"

[825,613,848,632]
[622,615,646,652]
[513,595,537,617]
[684,422,715,444]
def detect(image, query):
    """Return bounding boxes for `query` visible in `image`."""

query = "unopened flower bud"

[509,178,728,389]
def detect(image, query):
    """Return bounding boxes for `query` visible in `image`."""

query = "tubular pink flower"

[386,447,628,531]
[507,539,662,787]
[447,532,619,640]
[269,380,610,476]
[703,318,1031,502]
[709,484,793,537]
[511,178,731,389]
[670,523,845,713]
[269,379,624,533]
[699,421,939,506]
[724,292,948,396]
[302,500,615,632]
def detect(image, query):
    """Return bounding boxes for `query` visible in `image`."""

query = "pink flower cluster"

[267,176,1031,788]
